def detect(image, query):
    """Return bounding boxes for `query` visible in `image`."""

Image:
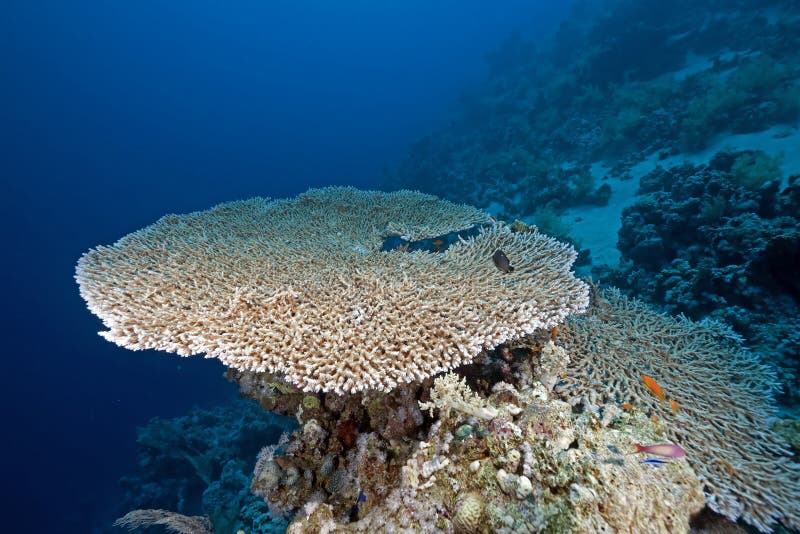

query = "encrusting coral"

[554,288,800,532]
[75,187,588,394]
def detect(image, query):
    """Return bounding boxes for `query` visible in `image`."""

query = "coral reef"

[613,152,800,316]
[232,287,800,533]
[97,228,800,532]
[607,152,800,407]
[73,2,800,532]
[76,187,588,393]
[554,288,800,532]
[242,372,428,520]
[260,369,704,534]
[378,0,800,426]
[387,0,800,220]
[114,400,293,534]
[773,418,800,451]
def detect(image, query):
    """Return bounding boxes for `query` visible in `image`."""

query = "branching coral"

[419,373,501,420]
[76,187,588,394]
[114,509,213,534]
[555,288,800,532]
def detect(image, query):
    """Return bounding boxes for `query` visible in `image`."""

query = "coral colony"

[78,187,799,533]
[76,188,587,394]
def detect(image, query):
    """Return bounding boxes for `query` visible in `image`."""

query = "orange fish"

[550,326,558,342]
[669,399,679,414]
[720,460,735,476]
[621,403,634,411]
[641,374,665,402]
[431,239,444,247]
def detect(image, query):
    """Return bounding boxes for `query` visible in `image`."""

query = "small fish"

[621,403,634,411]
[632,443,686,458]
[641,374,665,402]
[605,457,625,466]
[720,460,735,476]
[641,458,668,466]
[431,239,444,247]
[606,445,622,455]
[669,399,679,415]
[550,326,558,341]
[492,249,514,273]
[350,490,367,521]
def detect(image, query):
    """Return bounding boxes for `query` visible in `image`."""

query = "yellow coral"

[453,492,486,534]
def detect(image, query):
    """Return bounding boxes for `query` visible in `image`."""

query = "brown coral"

[76,187,588,394]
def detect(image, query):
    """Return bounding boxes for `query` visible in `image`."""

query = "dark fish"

[606,445,622,455]
[350,490,367,521]
[492,249,514,273]
[641,457,668,466]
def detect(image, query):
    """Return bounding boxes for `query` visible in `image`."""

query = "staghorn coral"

[554,288,800,532]
[76,187,588,394]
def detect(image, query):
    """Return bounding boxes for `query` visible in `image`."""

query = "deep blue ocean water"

[1,2,572,531]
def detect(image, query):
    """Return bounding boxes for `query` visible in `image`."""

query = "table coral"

[76,187,588,394]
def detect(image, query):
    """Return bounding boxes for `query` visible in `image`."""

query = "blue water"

[1,1,571,531]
